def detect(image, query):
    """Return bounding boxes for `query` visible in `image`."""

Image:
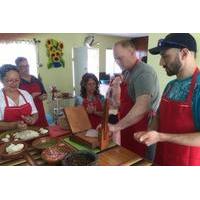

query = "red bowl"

[41,143,73,165]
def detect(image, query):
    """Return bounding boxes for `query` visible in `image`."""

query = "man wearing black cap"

[134,33,200,166]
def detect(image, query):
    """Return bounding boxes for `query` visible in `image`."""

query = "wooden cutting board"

[70,132,99,149]
[64,106,91,133]
[97,146,143,166]
[64,106,99,149]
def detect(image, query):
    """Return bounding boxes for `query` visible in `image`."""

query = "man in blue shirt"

[135,33,200,165]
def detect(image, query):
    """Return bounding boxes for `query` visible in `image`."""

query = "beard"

[165,56,182,76]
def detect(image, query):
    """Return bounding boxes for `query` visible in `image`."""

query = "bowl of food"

[0,133,12,143]
[41,143,73,165]
[13,128,48,141]
[62,150,97,166]
[32,136,57,150]
[0,127,49,145]
[0,141,28,159]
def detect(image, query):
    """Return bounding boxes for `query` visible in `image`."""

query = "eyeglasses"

[158,39,187,49]
[5,79,20,84]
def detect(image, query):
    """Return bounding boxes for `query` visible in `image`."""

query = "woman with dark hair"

[75,73,105,129]
[15,57,48,127]
[0,64,38,131]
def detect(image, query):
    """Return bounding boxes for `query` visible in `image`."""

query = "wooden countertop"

[0,144,152,166]
[0,132,152,166]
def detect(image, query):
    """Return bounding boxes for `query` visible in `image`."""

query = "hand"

[108,123,120,133]
[86,105,96,114]
[17,121,27,130]
[134,131,160,146]
[21,115,36,125]
[38,94,47,101]
[31,92,41,98]
[96,124,102,131]
[96,124,112,136]
[112,76,122,87]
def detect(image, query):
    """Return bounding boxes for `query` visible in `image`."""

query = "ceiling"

[100,33,149,38]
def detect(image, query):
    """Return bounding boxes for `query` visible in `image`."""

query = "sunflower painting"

[46,39,65,69]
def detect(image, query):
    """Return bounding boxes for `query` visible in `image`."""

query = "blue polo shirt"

[162,74,200,131]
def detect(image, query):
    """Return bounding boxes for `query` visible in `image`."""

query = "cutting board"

[64,106,91,133]
[64,106,99,149]
[70,131,99,149]
[97,146,143,166]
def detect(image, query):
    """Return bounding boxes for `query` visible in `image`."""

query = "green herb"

[37,140,57,149]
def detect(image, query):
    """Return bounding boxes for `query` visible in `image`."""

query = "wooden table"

[97,146,152,166]
[0,137,152,166]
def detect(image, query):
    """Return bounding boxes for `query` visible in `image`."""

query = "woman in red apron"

[75,73,104,129]
[155,68,200,166]
[0,64,38,131]
[3,89,32,122]
[15,57,48,127]
[82,96,103,129]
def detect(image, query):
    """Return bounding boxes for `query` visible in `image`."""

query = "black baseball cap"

[149,33,197,55]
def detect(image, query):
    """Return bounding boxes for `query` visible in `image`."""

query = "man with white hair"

[109,40,160,159]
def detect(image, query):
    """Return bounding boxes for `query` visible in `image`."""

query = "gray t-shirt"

[127,61,160,112]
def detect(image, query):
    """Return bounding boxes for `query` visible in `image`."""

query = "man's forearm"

[117,110,146,130]
[117,95,151,130]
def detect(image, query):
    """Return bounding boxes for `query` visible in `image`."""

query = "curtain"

[0,40,39,88]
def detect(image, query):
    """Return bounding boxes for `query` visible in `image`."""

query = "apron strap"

[162,84,173,98]
[18,90,28,103]
[2,89,9,107]
[3,89,28,107]
[186,67,199,103]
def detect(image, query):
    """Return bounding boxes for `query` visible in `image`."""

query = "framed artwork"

[46,39,65,69]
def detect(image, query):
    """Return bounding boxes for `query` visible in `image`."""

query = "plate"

[0,141,28,159]
[32,136,57,150]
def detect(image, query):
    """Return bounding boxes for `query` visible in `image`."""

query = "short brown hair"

[114,40,135,49]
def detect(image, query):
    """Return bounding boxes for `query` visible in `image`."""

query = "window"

[87,48,99,79]
[136,50,147,59]
[0,40,38,88]
[106,49,121,76]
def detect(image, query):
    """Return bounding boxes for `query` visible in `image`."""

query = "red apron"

[3,89,32,122]
[120,82,148,157]
[155,68,200,166]
[20,82,48,127]
[83,96,103,129]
